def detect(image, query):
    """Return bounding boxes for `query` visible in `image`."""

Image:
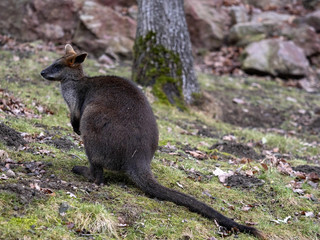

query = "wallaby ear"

[74,53,88,64]
[65,44,76,55]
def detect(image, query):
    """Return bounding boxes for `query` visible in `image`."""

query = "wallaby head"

[40,44,88,81]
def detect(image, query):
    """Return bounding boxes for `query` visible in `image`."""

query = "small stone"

[59,202,71,216]
[305,212,315,218]
[6,169,16,178]
[0,150,9,164]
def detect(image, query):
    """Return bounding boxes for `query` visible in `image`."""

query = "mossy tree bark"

[132,0,199,106]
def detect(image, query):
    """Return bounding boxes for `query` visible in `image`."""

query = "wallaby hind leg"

[72,164,104,184]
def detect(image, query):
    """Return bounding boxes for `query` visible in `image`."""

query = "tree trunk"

[132,0,199,106]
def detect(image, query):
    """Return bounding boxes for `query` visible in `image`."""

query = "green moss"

[133,31,185,108]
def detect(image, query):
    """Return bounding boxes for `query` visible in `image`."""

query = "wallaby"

[40,44,265,239]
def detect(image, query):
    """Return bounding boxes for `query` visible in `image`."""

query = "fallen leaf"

[261,163,268,171]
[232,98,245,104]
[176,182,184,189]
[30,182,41,191]
[307,172,319,182]
[245,170,254,176]
[66,222,75,230]
[186,150,207,160]
[42,188,55,196]
[222,135,237,141]
[293,189,304,195]
[245,221,258,225]
[286,97,297,103]
[305,212,315,218]
[0,150,9,161]
[0,174,8,180]
[271,216,291,224]
[66,192,77,198]
[212,168,234,183]
[241,205,252,212]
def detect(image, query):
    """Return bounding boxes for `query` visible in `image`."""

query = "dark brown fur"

[40,45,266,239]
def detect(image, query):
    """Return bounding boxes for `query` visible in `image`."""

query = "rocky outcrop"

[184,0,230,50]
[73,0,136,57]
[242,39,309,78]
[0,0,319,87]
[281,24,320,57]
[228,22,273,46]
[229,5,249,25]
[0,0,79,41]
[244,0,292,10]
[251,11,294,24]
[304,10,320,32]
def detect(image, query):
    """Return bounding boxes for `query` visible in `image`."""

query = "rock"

[281,24,320,56]
[229,5,249,25]
[6,169,16,178]
[96,0,137,7]
[73,0,136,57]
[184,0,230,50]
[302,0,320,10]
[244,0,292,10]
[37,23,64,40]
[0,0,79,42]
[0,0,35,41]
[128,5,138,20]
[31,0,80,41]
[304,10,320,32]
[251,11,295,25]
[98,54,114,65]
[59,202,71,216]
[242,39,309,78]
[228,22,273,46]
[0,150,9,164]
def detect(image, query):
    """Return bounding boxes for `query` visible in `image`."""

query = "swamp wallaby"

[40,44,265,239]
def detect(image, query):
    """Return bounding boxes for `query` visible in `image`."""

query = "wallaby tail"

[126,163,266,239]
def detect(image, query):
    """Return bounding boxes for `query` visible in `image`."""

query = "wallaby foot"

[72,165,104,184]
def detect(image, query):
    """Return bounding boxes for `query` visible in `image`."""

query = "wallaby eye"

[52,63,63,71]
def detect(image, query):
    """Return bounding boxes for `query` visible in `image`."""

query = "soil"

[225,174,265,189]
[45,136,77,151]
[210,142,261,160]
[222,105,285,129]
[0,182,45,204]
[174,119,220,138]
[308,117,320,133]
[203,90,286,129]
[0,122,27,148]
[292,165,320,175]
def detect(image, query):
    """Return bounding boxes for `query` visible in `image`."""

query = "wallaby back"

[40,44,265,239]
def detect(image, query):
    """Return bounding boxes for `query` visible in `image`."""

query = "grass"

[0,48,319,239]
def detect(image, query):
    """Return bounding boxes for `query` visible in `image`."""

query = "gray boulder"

[229,5,249,25]
[228,11,296,46]
[242,39,309,78]
[281,24,320,57]
[73,0,136,57]
[228,22,274,46]
[244,0,292,10]
[185,0,230,50]
[251,11,295,25]
[304,10,320,32]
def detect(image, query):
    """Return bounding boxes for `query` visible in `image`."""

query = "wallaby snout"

[40,68,55,81]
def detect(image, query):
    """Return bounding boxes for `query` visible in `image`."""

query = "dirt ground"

[0,123,26,148]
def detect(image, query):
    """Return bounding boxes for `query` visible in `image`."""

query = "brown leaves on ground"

[0,89,53,119]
